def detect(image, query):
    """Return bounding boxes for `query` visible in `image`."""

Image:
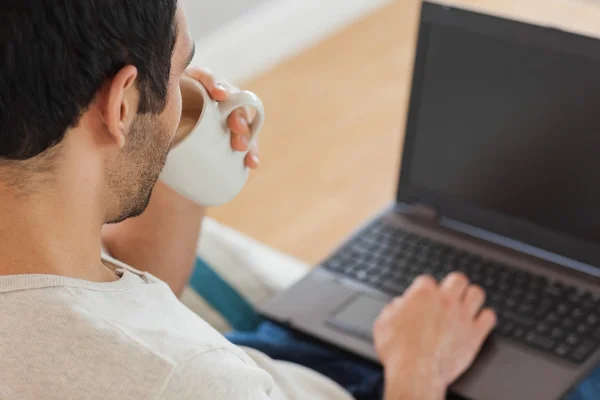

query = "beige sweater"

[0,257,352,400]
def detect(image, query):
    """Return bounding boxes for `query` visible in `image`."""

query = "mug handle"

[218,91,265,145]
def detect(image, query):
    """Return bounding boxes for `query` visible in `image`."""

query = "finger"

[440,272,470,300]
[404,274,438,298]
[231,134,249,152]
[184,67,228,101]
[391,296,404,308]
[220,80,251,119]
[218,79,254,118]
[219,78,237,93]
[377,297,404,323]
[373,309,391,335]
[474,308,497,342]
[229,111,251,152]
[463,285,486,317]
[228,109,251,136]
[244,150,260,169]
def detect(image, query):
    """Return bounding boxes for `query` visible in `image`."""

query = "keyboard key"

[356,270,368,281]
[404,234,418,244]
[441,264,453,273]
[592,328,600,342]
[587,314,600,328]
[341,265,357,275]
[530,277,547,291]
[545,284,564,297]
[515,273,529,286]
[555,345,570,358]
[489,293,504,306]
[517,304,534,316]
[383,255,397,265]
[513,327,526,340]
[368,276,383,286]
[566,334,581,347]
[551,327,565,340]
[523,292,539,303]
[502,311,534,327]
[500,321,515,336]
[573,308,585,319]
[499,271,513,282]
[498,281,510,292]
[534,299,555,319]
[570,339,598,364]
[525,333,556,351]
[470,261,483,271]
[456,249,469,258]
[393,229,407,238]
[557,303,571,315]
[568,291,585,304]
[546,313,560,325]
[415,253,428,263]
[483,277,496,288]
[577,324,591,335]
[381,281,405,295]
[390,270,404,280]
[562,318,576,330]
[505,298,518,310]
[536,323,550,335]
[428,257,444,267]
[582,295,595,310]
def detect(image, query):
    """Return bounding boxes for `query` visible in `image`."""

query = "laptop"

[259,2,600,399]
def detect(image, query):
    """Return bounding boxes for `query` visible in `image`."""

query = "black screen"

[409,23,600,248]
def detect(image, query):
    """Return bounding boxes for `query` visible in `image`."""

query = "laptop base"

[259,208,600,400]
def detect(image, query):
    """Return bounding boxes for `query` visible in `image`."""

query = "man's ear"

[103,65,139,149]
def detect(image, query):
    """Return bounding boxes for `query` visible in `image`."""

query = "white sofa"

[180,217,309,332]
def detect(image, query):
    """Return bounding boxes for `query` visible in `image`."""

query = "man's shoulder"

[160,347,274,400]
[0,274,269,399]
[0,286,176,399]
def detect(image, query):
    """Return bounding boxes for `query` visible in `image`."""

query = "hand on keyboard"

[373,273,497,399]
[326,221,600,364]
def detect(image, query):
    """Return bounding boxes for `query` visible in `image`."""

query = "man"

[0,1,595,399]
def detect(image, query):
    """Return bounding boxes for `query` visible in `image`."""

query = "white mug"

[160,76,265,206]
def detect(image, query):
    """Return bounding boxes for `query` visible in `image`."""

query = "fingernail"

[216,83,227,91]
[240,135,249,148]
[251,154,260,165]
[240,117,249,128]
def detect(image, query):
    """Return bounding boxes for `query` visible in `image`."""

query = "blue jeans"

[227,322,600,400]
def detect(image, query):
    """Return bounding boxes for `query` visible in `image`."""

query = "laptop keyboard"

[323,219,600,365]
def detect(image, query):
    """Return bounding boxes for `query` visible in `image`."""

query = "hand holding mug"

[178,68,260,169]
[160,67,265,206]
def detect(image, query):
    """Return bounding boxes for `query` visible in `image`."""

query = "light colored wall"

[183,0,273,39]
[186,0,393,83]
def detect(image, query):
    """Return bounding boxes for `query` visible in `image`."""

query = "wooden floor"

[207,0,420,264]
[207,0,600,265]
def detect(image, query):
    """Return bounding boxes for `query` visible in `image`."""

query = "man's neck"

[0,179,117,282]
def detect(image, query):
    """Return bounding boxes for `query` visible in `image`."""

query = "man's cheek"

[167,86,184,144]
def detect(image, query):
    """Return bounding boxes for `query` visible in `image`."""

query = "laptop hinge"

[397,202,439,223]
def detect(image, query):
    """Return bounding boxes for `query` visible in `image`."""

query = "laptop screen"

[399,3,600,271]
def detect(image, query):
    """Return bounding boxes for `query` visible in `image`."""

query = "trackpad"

[327,294,388,341]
